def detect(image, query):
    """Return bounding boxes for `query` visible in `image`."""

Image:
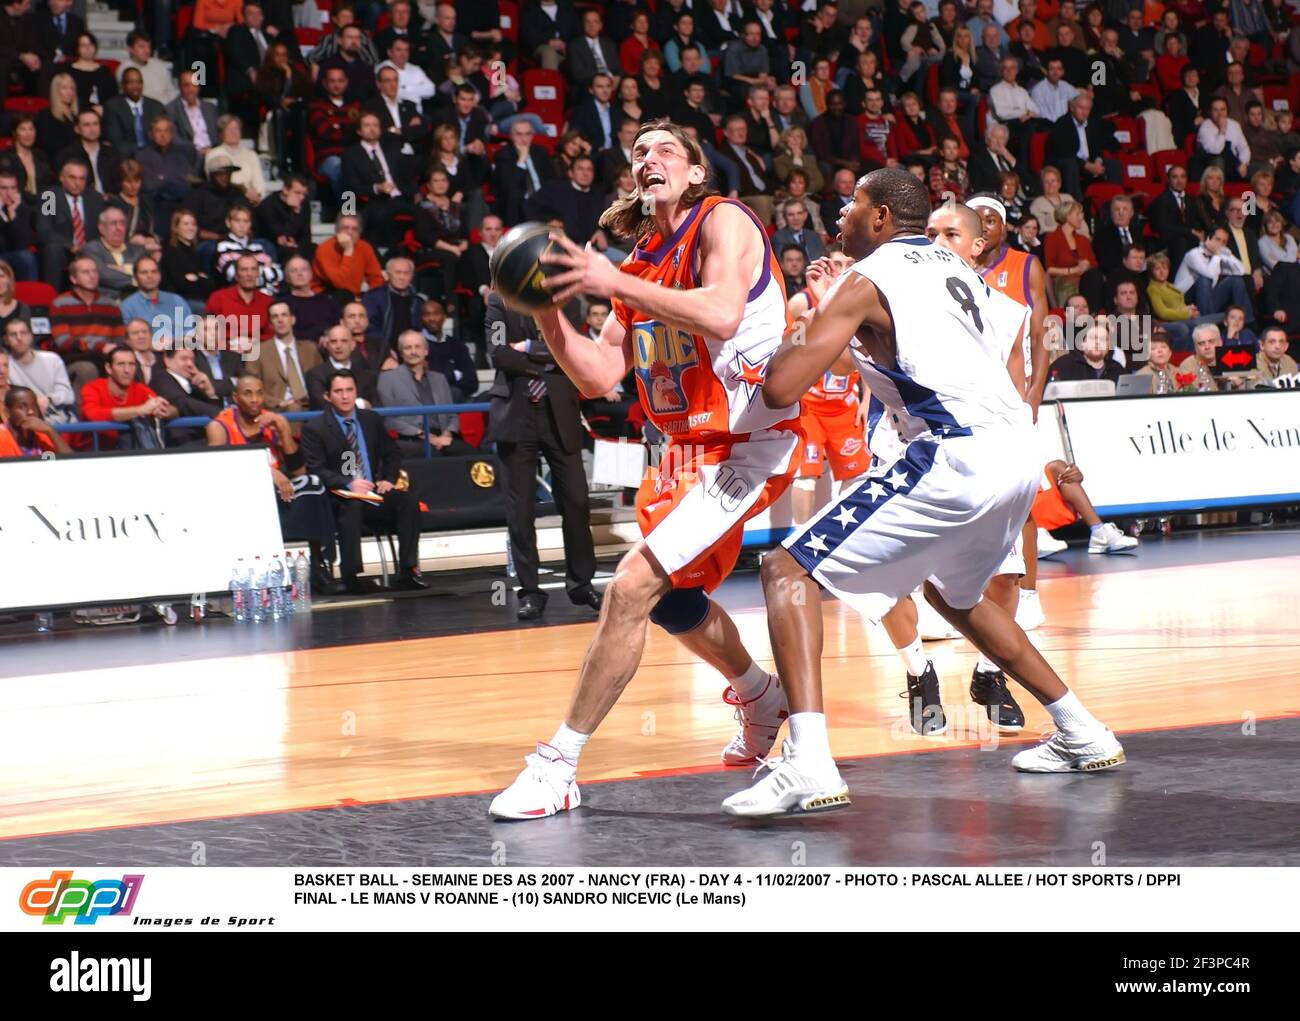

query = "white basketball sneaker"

[721,741,850,817]
[914,589,961,640]
[1011,729,1126,773]
[488,743,581,819]
[1017,588,1045,631]
[1088,522,1139,554]
[1037,528,1069,557]
[721,674,789,766]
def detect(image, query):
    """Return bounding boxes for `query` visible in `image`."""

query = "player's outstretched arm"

[541,204,760,341]
[763,274,881,408]
[1026,257,1050,415]
[533,304,633,398]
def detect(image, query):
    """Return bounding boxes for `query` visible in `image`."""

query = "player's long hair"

[599,119,715,242]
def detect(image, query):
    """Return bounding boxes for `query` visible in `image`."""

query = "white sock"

[728,661,772,702]
[975,652,1001,674]
[787,712,834,769]
[548,723,589,770]
[1044,690,1106,739]
[896,636,928,676]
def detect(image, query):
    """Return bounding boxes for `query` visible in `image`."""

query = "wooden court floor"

[3,554,1298,841]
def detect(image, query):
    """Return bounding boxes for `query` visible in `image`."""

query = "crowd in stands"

[2,1,1299,493]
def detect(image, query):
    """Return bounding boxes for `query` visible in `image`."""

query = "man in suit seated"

[32,0,82,71]
[148,344,223,446]
[34,158,105,288]
[300,368,430,594]
[1047,92,1118,206]
[341,111,418,248]
[567,73,626,153]
[376,328,474,457]
[366,63,431,156]
[1146,163,1201,272]
[307,323,378,409]
[103,67,166,158]
[166,69,220,164]
[564,8,621,89]
[250,300,324,413]
[771,199,825,263]
[491,120,555,227]
[1091,193,1146,273]
[525,156,625,264]
[82,206,147,300]
[58,110,122,196]
[456,213,502,354]
[485,290,600,620]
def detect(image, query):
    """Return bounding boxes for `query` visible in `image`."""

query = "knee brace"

[649,586,710,635]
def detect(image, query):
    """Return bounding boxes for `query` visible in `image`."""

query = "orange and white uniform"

[799,369,865,480]
[612,195,802,592]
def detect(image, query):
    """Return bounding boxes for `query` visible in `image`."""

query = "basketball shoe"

[488,743,581,819]
[1088,522,1139,554]
[901,661,947,736]
[1038,529,1068,557]
[1012,729,1126,772]
[721,673,789,766]
[970,668,1025,730]
[721,741,850,817]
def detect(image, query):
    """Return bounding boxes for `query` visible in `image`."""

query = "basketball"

[490,222,565,313]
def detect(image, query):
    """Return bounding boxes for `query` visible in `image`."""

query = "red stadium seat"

[3,96,48,113]
[1118,151,1151,185]
[1224,182,1252,199]
[499,1,520,44]
[1151,148,1187,182]
[521,68,565,126]
[1029,130,1049,173]
[99,59,119,76]
[1084,182,1126,213]
[0,137,12,150]
[15,281,55,307]
[1263,84,1294,115]
[1109,116,1143,152]
[295,27,323,49]
[925,63,940,106]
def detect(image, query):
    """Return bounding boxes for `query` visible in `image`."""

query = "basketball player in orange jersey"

[787,248,869,526]
[489,120,804,819]
[969,194,1053,632]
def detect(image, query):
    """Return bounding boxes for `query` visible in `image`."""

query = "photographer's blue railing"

[54,403,494,457]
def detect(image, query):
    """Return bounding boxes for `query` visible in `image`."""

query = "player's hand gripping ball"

[490,222,567,313]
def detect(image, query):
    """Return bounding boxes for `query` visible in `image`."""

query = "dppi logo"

[634,321,697,414]
[20,871,144,925]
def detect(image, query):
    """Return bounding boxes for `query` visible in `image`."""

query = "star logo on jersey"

[886,468,909,489]
[864,481,888,502]
[731,352,769,404]
[832,505,857,529]
[804,533,829,554]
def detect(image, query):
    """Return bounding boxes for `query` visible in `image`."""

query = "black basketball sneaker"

[970,668,1025,731]
[902,662,946,736]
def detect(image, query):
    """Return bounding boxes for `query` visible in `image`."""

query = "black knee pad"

[649,586,710,635]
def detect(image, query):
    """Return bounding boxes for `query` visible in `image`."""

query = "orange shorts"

[636,429,802,592]
[1030,466,1077,530]
[798,399,868,481]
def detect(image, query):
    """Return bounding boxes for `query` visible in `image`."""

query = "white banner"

[1,866,1293,933]
[0,448,285,612]
[1057,390,1300,515]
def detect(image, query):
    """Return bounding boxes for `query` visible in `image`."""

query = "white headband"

[966,196,1007,222]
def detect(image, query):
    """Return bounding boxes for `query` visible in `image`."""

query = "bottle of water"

[231,558,249,623]
[281,552,296,617]
[294,551,312,612]
[506,538,517,578]
[268,555,285,621]
[1197,364,1214,392]
[250,556,267,624]
[1154,370,1169,395]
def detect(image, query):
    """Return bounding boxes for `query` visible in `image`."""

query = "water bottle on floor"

[250,556,267,624]
[231,558,249,623]
[294,551,312,612]
[268,555,285,621]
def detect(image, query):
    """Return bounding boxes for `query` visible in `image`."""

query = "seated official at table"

[299,369,429,595]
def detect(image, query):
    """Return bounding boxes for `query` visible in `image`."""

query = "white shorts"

[784,435,1038,622]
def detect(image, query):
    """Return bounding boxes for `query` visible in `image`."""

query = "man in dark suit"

[166,69,221,161]
[366,64,432,152]
[300,368,429,593]
[0,0,43,98]
[0,168,38,281]
[224,2,273,129]
[808,91,862,179]
[968,122,1018,194]
[1147,163,1202,271]
[149,347,223,446]
[568,73,626,152]
[456,213,501,351]
[820,167,856,235]
[486,290,600,620]
[1047,92,1118,206]
[34,158,104,287]
[374,0,428,67]
[492,120,555,227]
[564,8,621,88]
[694,0,740,53]
[103,67,166,157]
[307,323,378,409]
[341,111,418,247]
[31,0,82,70]
[1091,193,1146,272]
[598,119,638,190]
[431,83,491,151]
[194,327,245,403]
[1190,9,1232,90]
[426,1,471,81]
[58,110,122,196]
[521,0,581,71]
[719,114,775,222]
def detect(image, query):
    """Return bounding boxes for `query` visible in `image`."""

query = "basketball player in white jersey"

[722,169,1125,817]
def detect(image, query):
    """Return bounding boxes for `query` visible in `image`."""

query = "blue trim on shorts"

[784,438,940,576]
[868,363,974,439]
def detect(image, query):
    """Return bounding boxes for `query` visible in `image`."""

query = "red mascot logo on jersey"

[634,321,697,415]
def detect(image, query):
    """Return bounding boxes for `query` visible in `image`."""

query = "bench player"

[489,120,803,819]
[722,169,1125,817]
